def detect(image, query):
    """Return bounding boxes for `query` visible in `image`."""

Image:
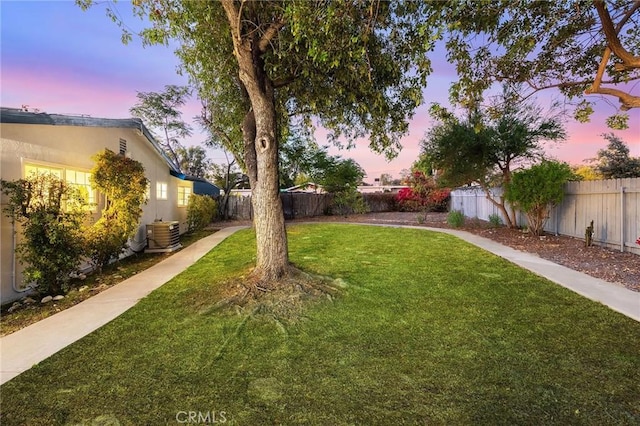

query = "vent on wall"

[119,138,127,155]
[145,221,181,253]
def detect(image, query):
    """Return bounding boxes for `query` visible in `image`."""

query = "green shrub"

[488,213,503,227]
[447,210,465,228]
[505,161,574,236]
[1,174,88,294]
[331,189,369,216]
[87,149,148,270]
[187,194,218,232]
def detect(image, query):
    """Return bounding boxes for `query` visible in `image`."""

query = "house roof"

[0,107,180,174]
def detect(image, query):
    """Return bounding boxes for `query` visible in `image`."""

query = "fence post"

[620,186,626,252]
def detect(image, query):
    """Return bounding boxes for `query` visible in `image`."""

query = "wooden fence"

[450,178,640,255]
[222,192,396,220]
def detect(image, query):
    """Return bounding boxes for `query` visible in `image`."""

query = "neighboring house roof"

[282,182,325,193]
[0,107,180,174]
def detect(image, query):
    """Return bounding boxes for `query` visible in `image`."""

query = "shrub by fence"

[450,178,640,255]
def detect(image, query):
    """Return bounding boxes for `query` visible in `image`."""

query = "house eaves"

[0,107,180,173]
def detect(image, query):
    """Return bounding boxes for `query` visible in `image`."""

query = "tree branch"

[258,19,285,53]
[594,0,640,69]
[221,0,243,56]
[587,86,640,110]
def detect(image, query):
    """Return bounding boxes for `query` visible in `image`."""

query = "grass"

[0,229,215,336]
[1,224,639,425]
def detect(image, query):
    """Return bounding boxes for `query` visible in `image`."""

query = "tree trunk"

[481,185,516,228]
[242,108,289,283]
[224,1,290,283]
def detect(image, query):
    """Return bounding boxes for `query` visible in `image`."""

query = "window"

[119,138,127,155]
[24,163,95,210]
[66,169,95,206]
[177,186,192,207]
[156,182,168,200]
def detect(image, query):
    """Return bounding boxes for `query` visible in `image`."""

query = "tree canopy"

[421,86,566,227]
[96,0,438,283]
[431,0,640,128]
[129,85,193,170]
[175,145,211,178]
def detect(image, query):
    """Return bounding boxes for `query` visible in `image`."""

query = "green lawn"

[2,224,639,425]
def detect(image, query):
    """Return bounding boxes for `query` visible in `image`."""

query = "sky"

[2,1,639,183]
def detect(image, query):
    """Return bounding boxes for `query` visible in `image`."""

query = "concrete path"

[0,226,247,385]
[1,223,638,386]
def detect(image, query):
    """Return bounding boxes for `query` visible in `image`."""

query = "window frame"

[156,182,168,200]
[177,185,192,207]
[24,162,96,211]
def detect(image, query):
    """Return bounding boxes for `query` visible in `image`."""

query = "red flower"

[636,237,640,246]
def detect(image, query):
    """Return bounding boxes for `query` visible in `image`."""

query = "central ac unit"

[146,221,181,252]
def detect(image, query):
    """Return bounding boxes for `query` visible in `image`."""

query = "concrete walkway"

[1,223,638,386]
[0,226,248,385]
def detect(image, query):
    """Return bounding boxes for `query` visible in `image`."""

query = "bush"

[447,210,465,228]
[187,194,218,232]
[331,189,369,216]
[1,174,88,294]
[87,149,148,270]
[505,161,574,236]
[488,213,503,227]
[394,171,450,212]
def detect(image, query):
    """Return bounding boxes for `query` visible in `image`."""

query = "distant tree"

[410,154,436,179]
[210,152,249,220]
[421,86,566,227]
[505,161,574,236]
[307,152,365,194]
[175,145,211,178]
[130,85,193,171]
[278,128,320,189]
[307,152,367,215]
[572,164,603,181]
[593,133,640,179]
[379,173,393,186]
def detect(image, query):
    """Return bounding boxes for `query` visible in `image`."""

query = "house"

[0,107,218,304]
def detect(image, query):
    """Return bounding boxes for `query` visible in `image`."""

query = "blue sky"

[2,0,638,181]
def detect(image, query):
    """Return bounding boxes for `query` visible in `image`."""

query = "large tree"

[422,86,566,227]
[593,133,640,178]
[88,1,435,285]
[432,0,640,128]
[129,85,193,170]
[175,145,211,178]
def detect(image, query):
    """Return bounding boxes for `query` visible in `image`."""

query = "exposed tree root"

[205,265,346,361]
[241,267,341,315]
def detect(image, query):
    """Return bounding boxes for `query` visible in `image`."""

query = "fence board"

[451,178,639,255]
